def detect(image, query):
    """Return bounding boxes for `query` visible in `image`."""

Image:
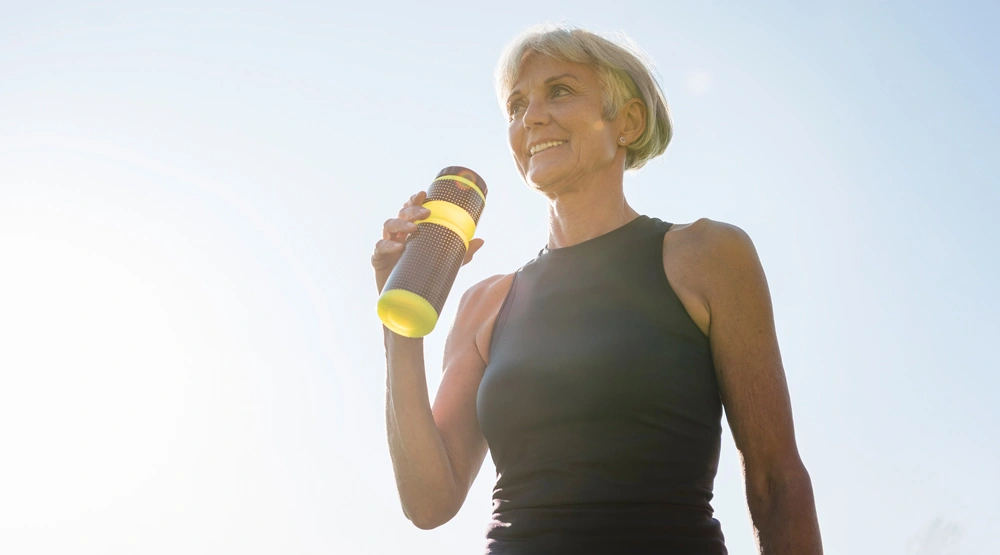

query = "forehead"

[508,54,599,94]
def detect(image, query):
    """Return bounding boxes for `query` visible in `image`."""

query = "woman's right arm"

[373,191,489,530]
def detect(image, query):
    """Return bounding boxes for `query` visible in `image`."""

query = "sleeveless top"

[476,215,728,554]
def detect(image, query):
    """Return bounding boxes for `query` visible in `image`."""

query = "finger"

[398,205,431,221]
[402,191,426,208]
[384,217,418,235]
[374,238,402,253]
[412,205,432,220]
[372,239,404,260]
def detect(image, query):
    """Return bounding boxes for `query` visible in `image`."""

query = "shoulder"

[458,273,516,312]
[663,217,759,275]
[660,218,762,333]
[664,217,754,253]
[452,272,518,365]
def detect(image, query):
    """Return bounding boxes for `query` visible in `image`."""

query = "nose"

[520,97,549,129]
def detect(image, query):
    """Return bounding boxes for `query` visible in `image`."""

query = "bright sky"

[1,2,997,554]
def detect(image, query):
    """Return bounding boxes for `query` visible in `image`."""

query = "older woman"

[373,24,822,555]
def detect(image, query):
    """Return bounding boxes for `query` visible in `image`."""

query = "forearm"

[384,327,459,528]
[748,470,823,555]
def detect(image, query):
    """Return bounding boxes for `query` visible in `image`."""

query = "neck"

[543,171,639,250]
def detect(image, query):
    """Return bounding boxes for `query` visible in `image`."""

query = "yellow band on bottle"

[435,175,486,203]
[377,288,439,337]
[416,200,477,248]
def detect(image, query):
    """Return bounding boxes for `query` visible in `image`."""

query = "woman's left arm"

[696,220,823,555]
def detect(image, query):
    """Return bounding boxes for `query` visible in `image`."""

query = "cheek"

[590,129,618,157]
[507,126,527,173]
[508,123,522,145]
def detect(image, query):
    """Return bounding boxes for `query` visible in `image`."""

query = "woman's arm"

[692,219,823,555]
[384,279,492,530]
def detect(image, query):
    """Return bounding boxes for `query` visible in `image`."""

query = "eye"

[507,102,524,120]
[551,85,571,97]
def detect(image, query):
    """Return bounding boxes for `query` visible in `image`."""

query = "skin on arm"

[686,219,823,555]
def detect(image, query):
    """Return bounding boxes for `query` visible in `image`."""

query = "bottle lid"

[436,166,488,198]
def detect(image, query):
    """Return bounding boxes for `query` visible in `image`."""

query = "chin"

[525,163,566,190]
[525,174,558,193]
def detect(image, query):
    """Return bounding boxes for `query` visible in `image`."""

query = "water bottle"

[377,166,488,338]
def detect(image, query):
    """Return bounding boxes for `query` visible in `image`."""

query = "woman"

[372,24,822,555]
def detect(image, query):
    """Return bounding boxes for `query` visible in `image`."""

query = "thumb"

[463,238,485,264]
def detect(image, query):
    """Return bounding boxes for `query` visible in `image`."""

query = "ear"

[618,98,647,144]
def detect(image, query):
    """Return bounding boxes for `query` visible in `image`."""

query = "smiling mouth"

[529,141,566,156]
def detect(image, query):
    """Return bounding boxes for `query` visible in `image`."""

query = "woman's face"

[506,55,625,193]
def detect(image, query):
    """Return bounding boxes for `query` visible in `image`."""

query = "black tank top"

[476,215,727,554]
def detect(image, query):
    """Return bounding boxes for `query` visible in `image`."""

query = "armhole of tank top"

[487,269,519,363]
[657,220,712,347]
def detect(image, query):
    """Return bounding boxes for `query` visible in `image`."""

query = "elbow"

[410,516,444,531]
[397,464,465,530]
[747,460,813,511]
[785,463,814,496]
[745,463,823,553]
[403,501,459,531]
[748,464,815,518]
[407,509,453,531]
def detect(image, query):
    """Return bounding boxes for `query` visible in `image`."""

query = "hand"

[372,191,485,295]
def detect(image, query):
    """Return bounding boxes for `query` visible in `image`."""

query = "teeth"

[530,141,566,156]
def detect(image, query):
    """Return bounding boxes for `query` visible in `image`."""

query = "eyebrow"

[506,73,582,105]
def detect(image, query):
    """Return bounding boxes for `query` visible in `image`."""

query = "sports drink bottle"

[377,166,487,338]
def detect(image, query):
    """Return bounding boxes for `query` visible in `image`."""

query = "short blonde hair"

[495,24,672,170]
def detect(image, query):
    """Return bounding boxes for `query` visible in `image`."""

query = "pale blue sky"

[1,2,997,554]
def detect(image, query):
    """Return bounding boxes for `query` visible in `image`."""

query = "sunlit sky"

[1,2,997,554]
